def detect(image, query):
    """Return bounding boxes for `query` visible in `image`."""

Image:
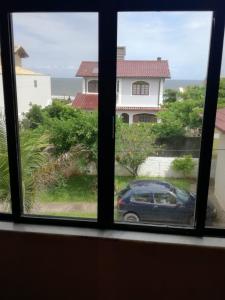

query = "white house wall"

[0,74,51,117]
[215,132,225,210]
[16,75,51,115]
[118,77,162,107]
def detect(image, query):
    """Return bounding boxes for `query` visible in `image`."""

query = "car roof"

[129,180,173,189]
[128,180,173,194]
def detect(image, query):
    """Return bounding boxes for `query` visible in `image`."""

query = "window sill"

[0,221,225,248]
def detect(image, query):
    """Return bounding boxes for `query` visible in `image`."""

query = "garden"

[1,81,225,218]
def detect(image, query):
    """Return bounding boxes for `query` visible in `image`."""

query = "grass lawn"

[115,176,193,194]
[37,175,194,204]
[34,175,194,219]
[37,175,97,203]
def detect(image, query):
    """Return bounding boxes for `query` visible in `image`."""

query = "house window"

[34,80,37,88]
[0,2,224,238]
[133,113,157,123]
[132,81,149,95]
[88,80,98,93]
[121,113,129,123]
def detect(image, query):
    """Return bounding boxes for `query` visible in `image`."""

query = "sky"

[12,12,225,79]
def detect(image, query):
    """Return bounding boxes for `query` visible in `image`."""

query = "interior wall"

[0,230,225,300]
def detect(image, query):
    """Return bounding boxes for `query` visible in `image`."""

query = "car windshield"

[175,188,190,203]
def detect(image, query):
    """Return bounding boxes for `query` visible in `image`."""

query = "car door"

[129,191,155,222]
[153,192,178,224]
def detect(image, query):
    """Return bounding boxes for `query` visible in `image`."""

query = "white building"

[72,47,170,123]
[0,45,51,117]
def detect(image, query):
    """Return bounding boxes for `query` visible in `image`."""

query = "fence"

[115,156,216,178]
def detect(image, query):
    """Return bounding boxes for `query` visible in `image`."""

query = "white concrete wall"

[118,77,163,107]
[14,53,22,67]
[215,132,225,210]
[115,156,216,179]
[16,75,52,115]
[0,74,52,117]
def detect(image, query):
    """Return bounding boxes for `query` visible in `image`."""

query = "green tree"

[163,89,178,103]
[0,120,10,207]
[46,106,98,164]
[178,85,205,102]
[0,118,49,211]
[22,104,45,129]
[172,155,196,178]
[23,101,98,165]
[218,78,225,108]
[153,86,205,138]
[115,123,157,176]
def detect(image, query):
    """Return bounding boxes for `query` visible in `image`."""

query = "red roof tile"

[72,93,98,110]
[76,60,170,78]
[72,93,160,112]
[216,108,225,133]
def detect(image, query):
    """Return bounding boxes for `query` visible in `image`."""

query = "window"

[12,12,98,219]
[121,113,129,123]
[115,11,212,228]
[133,113,157,123]
[131,193,154,203]
[205,29,225,229]
[88,80,98,93]
[132,81,149,95]
[0,1,225,238]
[154,193,176,205]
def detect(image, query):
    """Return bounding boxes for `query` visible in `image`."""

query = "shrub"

[115,122,157,176]
[21,104,45,129]
[172,155,196,178]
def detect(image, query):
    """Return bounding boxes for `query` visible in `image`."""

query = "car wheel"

[123,213,140,223]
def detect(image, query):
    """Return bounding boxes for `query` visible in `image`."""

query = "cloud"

[118,12,212,79]
[12,11,215,79]
[13,13,98,77]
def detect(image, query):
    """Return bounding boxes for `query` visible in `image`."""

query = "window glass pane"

[115,11,212,227]
[131,193,154,203]
[206,31,225,228]
[154,193,176,205]
[88,80,98,93]
[12,13,98,219]
[0,65,11,213]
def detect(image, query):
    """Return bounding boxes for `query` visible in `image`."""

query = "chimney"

[117,47,126,60]
[157,57,162,61]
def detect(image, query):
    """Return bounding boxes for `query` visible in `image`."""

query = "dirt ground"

[31,202,97,214]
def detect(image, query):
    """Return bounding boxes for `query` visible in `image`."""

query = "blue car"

[117,180,216,225]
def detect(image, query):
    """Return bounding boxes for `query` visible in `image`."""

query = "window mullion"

[0,13,23,220]
[97,7,117,228]
[195,9,225,233]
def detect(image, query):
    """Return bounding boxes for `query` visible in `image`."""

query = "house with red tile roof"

[72,47,170,124]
